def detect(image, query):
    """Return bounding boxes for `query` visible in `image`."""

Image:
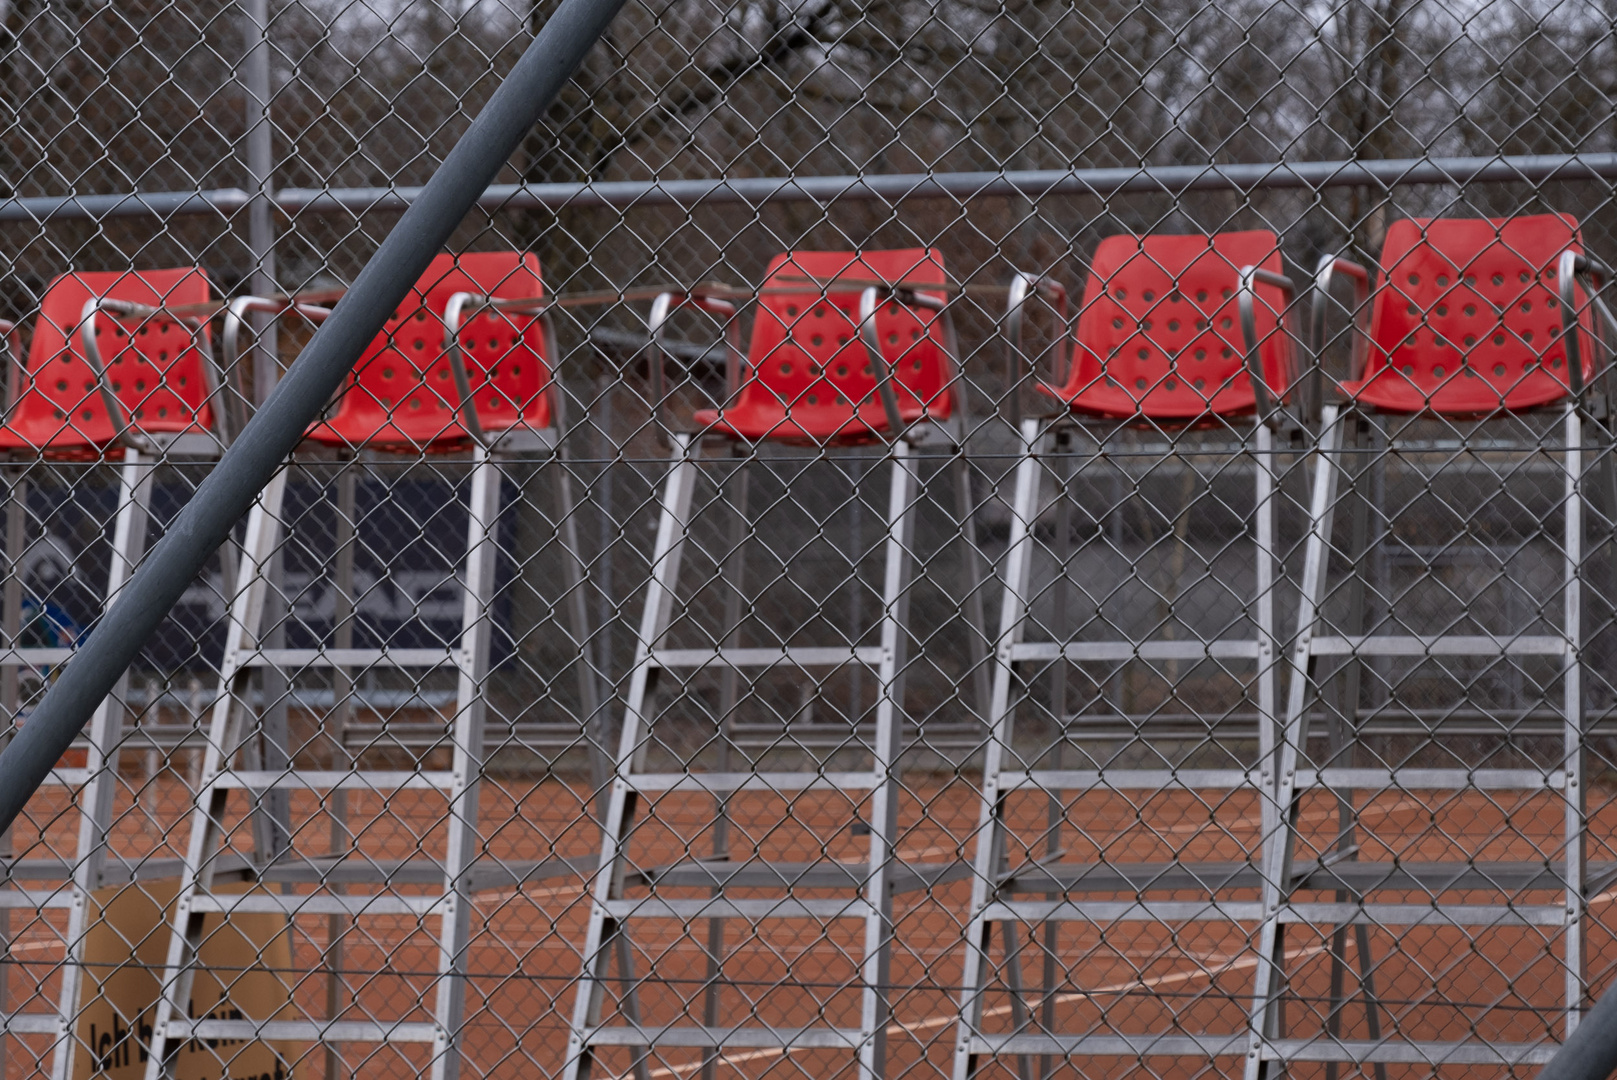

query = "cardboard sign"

[74,879,298,1080]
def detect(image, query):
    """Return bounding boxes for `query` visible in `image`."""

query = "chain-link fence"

[4,2,1617,1080]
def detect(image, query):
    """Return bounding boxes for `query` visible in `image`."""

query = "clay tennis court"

[8,765,1609,1080]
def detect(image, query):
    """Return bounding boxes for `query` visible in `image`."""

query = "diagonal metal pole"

[1538,985,1617,1080]
[0,0,628,835]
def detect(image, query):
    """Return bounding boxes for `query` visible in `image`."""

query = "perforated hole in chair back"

[0,268,214,453]
[1346,213,1588,414]
[695,249,954,442]
[310,251,552,449]
[1055,230,1290,421]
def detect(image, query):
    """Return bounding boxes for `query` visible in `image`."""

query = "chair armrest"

[223,295,332,433]
[0,319,22,418]
[1557,251,1617,404]
[444,291,567,445]
[1237,266,1300,428]
[81,297,231,453]
[1309,254,1373,419]
[646,289,742,433]
[857,283,966,442]
[1002,272,1070,427]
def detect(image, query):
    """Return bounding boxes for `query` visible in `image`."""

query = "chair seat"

[1340,365,1576,415]
[0,420,213,457]
[1040,378,1263,422]
[303,415,547,452]
[693,397,949,444]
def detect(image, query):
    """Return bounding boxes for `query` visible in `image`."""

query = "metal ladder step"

[648,645,883,670]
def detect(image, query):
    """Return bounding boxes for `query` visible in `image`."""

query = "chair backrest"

[5,268,215,450]
[1357,213,1586,413]
[327,251,552,446]
[1063,230,1290,419]
[739,249,954,434]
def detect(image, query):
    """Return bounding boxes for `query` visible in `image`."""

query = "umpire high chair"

[0,268,229,1080]
[954,230,1302,1080]
[1245,213,1608,1078]
[565,249,988,1080]
[144,252,600,1080]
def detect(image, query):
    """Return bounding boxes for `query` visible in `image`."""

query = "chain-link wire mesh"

[3,3,1617,1080]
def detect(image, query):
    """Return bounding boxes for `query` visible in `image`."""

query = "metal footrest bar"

[240,648,464,668]
[204,769,458,791]
[625,770,882,792]
[1008,641,1262,662]
[648,646,883,669]
[581,1026,865,1050]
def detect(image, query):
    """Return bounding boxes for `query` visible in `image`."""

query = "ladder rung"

[602,898,875,920]
[649,646,882,670]
[0,1013,65,1033]
[1282,902,1568,927]
[582,1025,863,1050]
[626,771,880,793]
[1297,767,1564,790]
[1308,634,1568,657]
[997,769,1258,792]
[969,1033,1247,1057]
[982,899,1262,922]
[207,770,458,791]
[1263,1039,1556,1066]
[242,648,463,669]
[1010,641,1261,663]
[41,769,88,786]
[188,892,447,916]
[0,890,75,909]
[0,648,75,665]
[165,1019,440,1043]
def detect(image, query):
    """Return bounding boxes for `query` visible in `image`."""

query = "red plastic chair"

[292,251,556,451]
[659,248,961,444]
[1335,213,1587,414]
[0,268,222,456]
[1011,229,1295,422]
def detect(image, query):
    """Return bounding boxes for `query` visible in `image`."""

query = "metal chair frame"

[564,265,989,1080]
[0,277,230,1080]
[954,246,1302,1080]
[144,266,602,1080]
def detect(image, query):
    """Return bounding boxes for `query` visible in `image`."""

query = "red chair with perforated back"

[299,251,555,451]
[584,251,988,1068]
[0,268,221,457]
[1042,230,1294,421]
[687,249,959,443]
[1338,213,1587,414]
[957,231,1302,1078]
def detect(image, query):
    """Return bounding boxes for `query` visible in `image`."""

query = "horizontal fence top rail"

[6,152,1617,223]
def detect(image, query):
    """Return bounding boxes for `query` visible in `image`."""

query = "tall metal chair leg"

[951,450,993,723]
[145,468,290,1080]
[325,459,357,1080]
[48,449,157,1080]
[428,445,500,1080]
[565,434,701,1080]
[699,454,748,1080]
[1244,406,1347,1080]
[858,437,921,1080]
[955,419,1044,1080]
[1563,404,1588,1036]
[548,447,609,813]
[1038,436,1074,1080]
